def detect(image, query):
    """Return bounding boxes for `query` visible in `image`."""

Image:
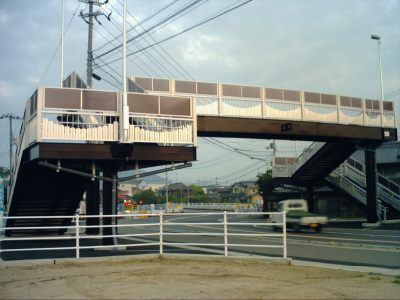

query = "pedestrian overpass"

[5,73,397,238]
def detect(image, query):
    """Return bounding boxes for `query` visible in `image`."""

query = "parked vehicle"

[272,199,328,233]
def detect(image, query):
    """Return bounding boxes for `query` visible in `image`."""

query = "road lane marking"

[145,214,400,245]
[167,223,400,245]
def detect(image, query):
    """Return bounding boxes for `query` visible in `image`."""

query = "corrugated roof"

[351,141,400,164]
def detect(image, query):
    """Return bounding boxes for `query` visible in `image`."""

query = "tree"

[159,194,179,204]
[0,167,10,177]
[132,189,158,204]
[189,184,205,196]
[255,170,277,212]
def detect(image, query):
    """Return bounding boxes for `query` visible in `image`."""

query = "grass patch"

[370,276,381,280]
[354,274,364,278]
[392,279,400,284]
[392,276,400,284]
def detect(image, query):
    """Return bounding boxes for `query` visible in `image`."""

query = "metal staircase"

[326,158,400,217]
[273,142,400,219]
[272,141,359,187]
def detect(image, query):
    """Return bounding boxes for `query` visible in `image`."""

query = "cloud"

[0,9,11,25]
[0,81,7,96]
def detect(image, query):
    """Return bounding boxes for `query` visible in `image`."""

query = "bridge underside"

[6,143,196,237]
[31,143,196,170]
[197,116,397,142]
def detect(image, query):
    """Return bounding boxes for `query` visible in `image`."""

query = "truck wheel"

[314,225,322,233]
[293,223,301,233]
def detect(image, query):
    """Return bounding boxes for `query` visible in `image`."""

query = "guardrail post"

[283,211,287,259]
[159,212,163,255]
[224,211,228,256]
[75,215,80,259]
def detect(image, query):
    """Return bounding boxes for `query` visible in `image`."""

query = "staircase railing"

[272,142,325,178]
[328,160,400,212]
[326,171,367,204]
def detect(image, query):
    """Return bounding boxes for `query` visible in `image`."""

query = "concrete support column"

[307,187,315,213]
[365,147,378,224]
[85,178,100,234]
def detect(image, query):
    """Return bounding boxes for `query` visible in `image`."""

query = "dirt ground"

[0,255,399,299]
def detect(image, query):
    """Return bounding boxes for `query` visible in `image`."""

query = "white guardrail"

[183,203,263,212]
[0,212,287,259]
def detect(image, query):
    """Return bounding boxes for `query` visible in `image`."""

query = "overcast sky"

[0,0,399,186]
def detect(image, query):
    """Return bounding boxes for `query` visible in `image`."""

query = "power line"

[94,0,180,52]
[95,0,205,60]
[38,2,81,86]
[94,0,253,69]
[116,0,197,80]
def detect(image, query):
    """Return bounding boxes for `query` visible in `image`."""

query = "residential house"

[158,183,194,199]
[118,180,148,198]
[231,181,262,204]
[144,183,165,193]
[207,186,233,201]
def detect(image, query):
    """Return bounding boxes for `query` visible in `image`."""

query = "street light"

[370,34,384,100]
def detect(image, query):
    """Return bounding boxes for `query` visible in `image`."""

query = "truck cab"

[272,199,328,233]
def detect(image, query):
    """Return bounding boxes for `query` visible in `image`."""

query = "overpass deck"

[5,75,398,234]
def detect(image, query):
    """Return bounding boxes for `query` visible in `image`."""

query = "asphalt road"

[1,210,399,271]
[115,210,400,269]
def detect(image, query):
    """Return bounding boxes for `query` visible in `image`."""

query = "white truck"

[272,199,328,233]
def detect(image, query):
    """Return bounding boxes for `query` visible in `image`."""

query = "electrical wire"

[94,0,180,52]
[95,0,205,60]
[38,2,81,86]
[94,0,253,69]
[116,0,197,80]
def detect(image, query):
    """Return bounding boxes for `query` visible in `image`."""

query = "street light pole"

[371,34,384,100]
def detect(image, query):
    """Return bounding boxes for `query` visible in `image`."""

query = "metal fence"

[0,212,286,259]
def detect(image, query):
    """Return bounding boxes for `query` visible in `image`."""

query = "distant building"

[144,183,165,193]
[232,181,262,204]
[208,186,233,201]
[158,183,193,198]
[350,141,400,184]
[118,180,148,197]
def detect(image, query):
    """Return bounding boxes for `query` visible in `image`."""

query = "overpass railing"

[0,212,287,259]
[131,76,397,128]
[8,87,196,214]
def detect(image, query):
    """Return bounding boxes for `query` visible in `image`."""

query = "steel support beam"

[365,147,378,223]
[102,166,113,246]
[307,187,315,213]
[85,178,100,234]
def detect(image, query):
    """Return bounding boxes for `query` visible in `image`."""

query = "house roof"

[232,181,257,189]
[158,183,192,192]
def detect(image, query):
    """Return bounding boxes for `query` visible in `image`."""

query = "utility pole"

[79,0,111,89]
[87,2,93,89]
[0,114,22,172]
